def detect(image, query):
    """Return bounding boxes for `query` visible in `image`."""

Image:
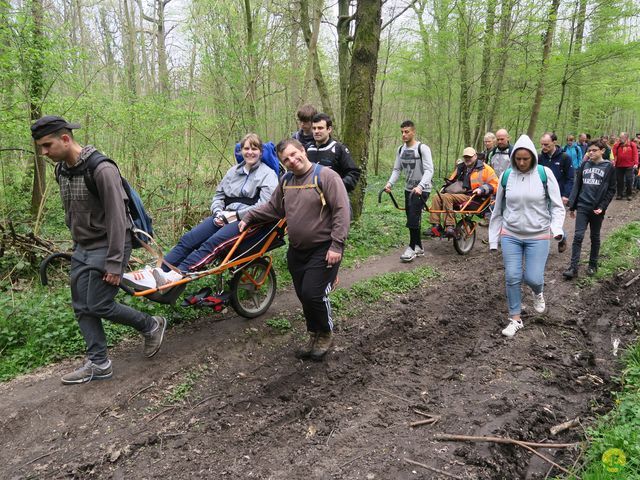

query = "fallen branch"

[127,383,155,404]
[147,406,176,423]
[550,417,580,436]
[410,411,440,428]
[434,434,580,479]
[403,458,462,479]
[24,450,58,466]
[624,273,640,288]
[433,433,579,449]
[93,406,110,425]
[370,387,411,403]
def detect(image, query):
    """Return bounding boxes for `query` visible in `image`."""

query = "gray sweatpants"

[70,246,153,364]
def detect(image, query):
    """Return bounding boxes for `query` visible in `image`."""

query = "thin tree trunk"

[29,0,46,217]
[570,0,587,129]
[457,1,471,147]
[554,1,578,131]
[300,0,334,119]
[473,0,496,147]
[337,0,351,128]
[527,0,561,137]
[373,28,392,176]
[243,0,257,129]
[99,7,116,91]
[486,0,514,131]
[342,0,382,220]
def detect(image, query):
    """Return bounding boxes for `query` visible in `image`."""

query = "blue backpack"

[234,141,282,175]
[55,151,154,248]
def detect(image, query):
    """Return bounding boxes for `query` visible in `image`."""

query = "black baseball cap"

[31,116,81,140]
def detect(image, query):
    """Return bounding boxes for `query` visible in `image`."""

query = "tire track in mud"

[1,200,639,479]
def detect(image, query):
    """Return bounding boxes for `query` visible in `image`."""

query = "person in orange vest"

[429,147,498,237]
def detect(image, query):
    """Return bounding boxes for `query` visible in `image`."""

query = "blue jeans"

[163,216,241,271]
[501,236,550,316]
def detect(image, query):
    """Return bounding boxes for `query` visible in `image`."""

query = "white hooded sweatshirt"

[488,134,566,249]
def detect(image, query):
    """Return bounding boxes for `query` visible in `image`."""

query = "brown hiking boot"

[310,331,334,361]
[295,332,318,359]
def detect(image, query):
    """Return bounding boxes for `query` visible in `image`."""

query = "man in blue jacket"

[539,133,574,253]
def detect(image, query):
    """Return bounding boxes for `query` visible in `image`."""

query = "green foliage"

[579,221,640,285]
[575,341,640,479]
[265,316,292,334]
[0,280,198,381]
[331,266,439,317]
[163,367,206,405]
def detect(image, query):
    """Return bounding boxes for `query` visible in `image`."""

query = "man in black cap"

[31,116,167,385]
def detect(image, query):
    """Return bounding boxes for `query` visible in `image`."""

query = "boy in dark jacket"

[563,139,617,279]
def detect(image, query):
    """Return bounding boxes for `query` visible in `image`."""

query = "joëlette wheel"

[229,257,277,318]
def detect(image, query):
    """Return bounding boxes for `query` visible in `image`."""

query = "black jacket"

[568,160,616,212]
[306,138,361,192]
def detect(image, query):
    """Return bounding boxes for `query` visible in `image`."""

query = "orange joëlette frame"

[133,218,287,297]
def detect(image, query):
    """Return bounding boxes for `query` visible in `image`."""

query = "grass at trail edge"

[563,221,640,479]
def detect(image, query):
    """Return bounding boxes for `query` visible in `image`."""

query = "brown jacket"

[243,164,350,253]
[58,148,130,273]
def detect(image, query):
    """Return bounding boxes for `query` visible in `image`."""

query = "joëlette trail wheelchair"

[40,219,287,319]
[378,187,492,255]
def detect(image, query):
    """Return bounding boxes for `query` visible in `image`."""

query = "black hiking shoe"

[563,267,577,279]
[295,333,318,359]
[586,265,598,277]
[310,331,334,361]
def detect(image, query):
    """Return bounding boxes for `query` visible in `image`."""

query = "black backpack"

[55,151,154,248]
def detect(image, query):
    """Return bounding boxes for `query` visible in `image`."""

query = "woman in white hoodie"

[489,134,566,337]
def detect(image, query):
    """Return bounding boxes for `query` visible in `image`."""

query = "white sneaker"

[532,292,546,313]
[414,245,425,257]
[152,267,183,287]
[400,246,416,262]
[501,318,523,337]
[122,267,156,290]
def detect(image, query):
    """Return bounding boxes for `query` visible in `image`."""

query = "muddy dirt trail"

[1,199,639,480]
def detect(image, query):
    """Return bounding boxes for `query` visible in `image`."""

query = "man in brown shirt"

[32,116,166,385]
[239,138,350,360]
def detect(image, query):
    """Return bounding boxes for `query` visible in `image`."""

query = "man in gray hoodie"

[32,116,166,385]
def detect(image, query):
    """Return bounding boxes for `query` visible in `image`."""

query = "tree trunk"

[342,0,382,220]
[486,0,514,132]
[121,0,139,100]
[156,0,171,95]
[473,0,496,147]
[99,7,116,91]
[570,0,587,130]
[243,0,257,129]
[554,1,579,131]
[300,0,334,120]
[373,29,392,177]
[526,0,561,138]
[29,0,46,217]
[337,0,351,128]
[457,1,471,147]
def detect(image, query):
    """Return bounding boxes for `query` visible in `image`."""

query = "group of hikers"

[29,107,638,384]
[386,124,636,337]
